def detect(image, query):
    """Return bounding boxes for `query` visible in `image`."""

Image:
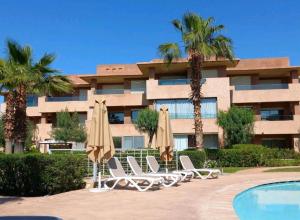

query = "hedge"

[179,144,300,168]
[0,153,86,196]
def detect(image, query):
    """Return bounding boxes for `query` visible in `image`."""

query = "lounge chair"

[106,157,163,192]
[146,156,193,181]
[127,156,181,187]
[179,155,221,179]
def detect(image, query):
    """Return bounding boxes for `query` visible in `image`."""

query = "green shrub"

[265,159,300,167]
[0,154,86,196]
[178,149,206,168]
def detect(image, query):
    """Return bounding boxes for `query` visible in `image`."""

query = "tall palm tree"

[0,40,72,153]
[158,12,234,149]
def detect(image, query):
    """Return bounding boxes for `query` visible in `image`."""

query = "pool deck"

[1,168,300,220]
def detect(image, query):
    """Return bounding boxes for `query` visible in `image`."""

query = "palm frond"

[158,43,182,64]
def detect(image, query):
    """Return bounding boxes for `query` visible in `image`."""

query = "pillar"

[290,70,298,84]
[293,135,300,153]
[149,67,156,80]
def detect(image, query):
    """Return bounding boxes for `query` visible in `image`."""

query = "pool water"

[233,181,300,220]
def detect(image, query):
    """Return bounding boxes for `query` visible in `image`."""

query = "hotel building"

[2,57,300,151]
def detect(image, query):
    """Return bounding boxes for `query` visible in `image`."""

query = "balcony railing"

[158,79,191,85]
[235,83,289,91]
[46,96,87,102]
[95,89,124,94]
[261,115,294,121]
[169,113,216,119]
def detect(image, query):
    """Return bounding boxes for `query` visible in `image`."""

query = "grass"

[264,167,300,172]
[222,167,248,173]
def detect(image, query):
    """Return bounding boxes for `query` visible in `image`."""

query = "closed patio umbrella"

[86,98,115,192]
[156,105,174,172]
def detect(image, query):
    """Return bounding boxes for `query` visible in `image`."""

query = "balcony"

[169,113,216,119]
[146,77,230,102]
[39,96,89,113]
[232,83,300,103]
[46,96,87,102]
[91,90,147,107]
[254,116,300,135]
[171,118,220,134]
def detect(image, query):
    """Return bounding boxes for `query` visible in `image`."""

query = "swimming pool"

[233,181,300,220]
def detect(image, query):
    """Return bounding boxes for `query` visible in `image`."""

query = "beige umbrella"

[156,105,174,171]
[86,98,115,191]
[86,98,115,162]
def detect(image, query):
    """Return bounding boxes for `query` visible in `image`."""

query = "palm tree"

[0,40,72,153]
[158,12,234,149]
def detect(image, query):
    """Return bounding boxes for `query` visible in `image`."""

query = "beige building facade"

[2,57,300,151]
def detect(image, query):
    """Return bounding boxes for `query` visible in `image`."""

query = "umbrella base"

[89,185,110,193]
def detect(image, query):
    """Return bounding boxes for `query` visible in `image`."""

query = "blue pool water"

[233,181,300,220]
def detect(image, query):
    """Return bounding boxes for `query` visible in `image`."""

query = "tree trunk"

[148,132,154,148]
[189,53,204,149]
[4,91,15,154]
[14,84,27,152]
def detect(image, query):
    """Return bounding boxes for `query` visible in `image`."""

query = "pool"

[233,181,300,220]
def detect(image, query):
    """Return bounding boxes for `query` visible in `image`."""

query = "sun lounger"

[179,155,221,179]
[146,156,193,181]
[106,157,163,192]
[127,156,181,187]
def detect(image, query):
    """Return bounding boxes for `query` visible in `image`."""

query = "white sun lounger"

[127,156,181,187]
[106,157,163,192]
[146,156,193,181]
[179,155,221,179]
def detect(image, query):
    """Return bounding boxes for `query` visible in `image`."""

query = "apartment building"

[2,57,300,151]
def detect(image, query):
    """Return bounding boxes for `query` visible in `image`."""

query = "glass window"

[262,139,286,148]
[158,75,189,85]
[202,70,218,78]
[155,98,217,119]
[78,113,87,124]
[108,112,124,124]
[260,109,284,121]
[230,76,251,86]
[203,134,219,149]
[174,135,188,151]
[131,80,146,93]
[131,110,140,123]
[123,136,144,150]
[113,137,122,149]
[27,95,38,107]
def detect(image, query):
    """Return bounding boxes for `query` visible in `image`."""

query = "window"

[27,95,38,107]
[155,98,217,119]
[158,75,189,85]
[230,76,251,86]
[174,135,189,151]
[260,108,285,121]
[78,113,87,124]
[131,110,140,123]
[108,112,124,124]
[203,134,219,149]
[262,138,287,148]
[131,80,146,93]
[123,136,144,150]
[113,137,122,149]
[202,70,218,78]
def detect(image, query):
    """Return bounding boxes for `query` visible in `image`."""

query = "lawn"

[264,167,300,172]
[222,167,248,173]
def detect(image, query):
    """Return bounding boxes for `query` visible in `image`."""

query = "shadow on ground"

[0,196,23,205]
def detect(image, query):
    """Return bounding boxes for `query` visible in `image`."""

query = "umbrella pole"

[93,162,98,183]
[165,160,168,173]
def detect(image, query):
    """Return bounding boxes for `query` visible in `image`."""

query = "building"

[1,57,300,151]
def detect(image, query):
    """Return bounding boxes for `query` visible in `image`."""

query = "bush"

[180,144,300,168]
[0,154,86,196]
[178,149,206,168]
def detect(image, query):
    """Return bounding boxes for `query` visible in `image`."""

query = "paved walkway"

[1,168,300,220]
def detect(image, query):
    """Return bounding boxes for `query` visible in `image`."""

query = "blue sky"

[0,0,300,75]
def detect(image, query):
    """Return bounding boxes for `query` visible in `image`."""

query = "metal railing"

[235,83,289,91]
[261,115,294,121]
[95,89,124,95]
[169,113,216,119]
[45,96,87,102]
[158,79,190,85]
